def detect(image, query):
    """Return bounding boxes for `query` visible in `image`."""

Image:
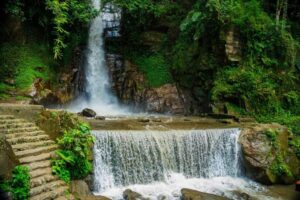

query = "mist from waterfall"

[68,0,127,115]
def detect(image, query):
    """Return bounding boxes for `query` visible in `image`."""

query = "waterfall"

[69,0,126,115]
[93,128,243,193]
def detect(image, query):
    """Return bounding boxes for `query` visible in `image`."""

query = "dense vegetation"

[0,0,94,99]
[106,0,300,135]
[0,1,299,134]
[52,121,94,183]
[0,166,30,200]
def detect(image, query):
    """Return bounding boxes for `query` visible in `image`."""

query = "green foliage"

[290,137,300,158]
[212,65,281,114]
[0,166,30,200]
[257,115,300,136]
[270,154,293,177]
[45,0,96,59]
[133,53,173,88]
[52,123,94,183]
[0,42,55,90]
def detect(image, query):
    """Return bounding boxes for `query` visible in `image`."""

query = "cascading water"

[92,129,281,200]
[93,128,242,190]
[69,0,126,115]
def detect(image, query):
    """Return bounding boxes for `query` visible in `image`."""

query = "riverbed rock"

[181,188,229,200]
[82,108,97,117]
[123,189,149,200]
[239,123,300,184]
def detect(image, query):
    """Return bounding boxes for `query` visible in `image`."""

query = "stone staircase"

[0,115,74,200]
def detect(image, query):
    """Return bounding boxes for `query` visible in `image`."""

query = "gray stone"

[82,108,97,117]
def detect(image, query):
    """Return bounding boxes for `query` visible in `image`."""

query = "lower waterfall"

[92,128,282,200]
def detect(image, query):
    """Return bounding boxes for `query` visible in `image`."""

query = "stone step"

[12,140,55,151]
[1,122,35,129]
[55,194,75,200]
[0,118,26,124]
[30,186,69,200]
[30,180,65,197]
[2,126,40,134]
[0,115,14,120]
[7,134,50,145]
[30,174,59,188]
[16,145,57,158]
[30,167,53,178]
[20,152,53,164]
[5,130,45,139]
[28,160,52,171]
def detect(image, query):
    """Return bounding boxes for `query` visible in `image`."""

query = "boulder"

[82,108,97,117]
[239,124,300,184]
[123,189,149,200]
[95,116,106,120]
[181,188,229,200]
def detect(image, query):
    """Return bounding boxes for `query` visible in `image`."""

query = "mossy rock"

[240,124,300,184]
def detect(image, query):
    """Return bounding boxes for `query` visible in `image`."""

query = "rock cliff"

[106,54,199,114]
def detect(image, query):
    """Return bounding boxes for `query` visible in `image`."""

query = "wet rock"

[239,124,299,184]
[229,191,257,200]
[137,118,150,123]
[181,188,229,200]
[71,180,91,196]
[82,108,97,117]
[123,189,149,200]
[95,116,106,120]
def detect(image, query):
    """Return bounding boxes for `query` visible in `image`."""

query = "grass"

[0,42,56,91]
[133,53,173,88]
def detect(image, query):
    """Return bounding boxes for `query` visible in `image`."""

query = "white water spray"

[92,129,283,200]
[69,0,126,115]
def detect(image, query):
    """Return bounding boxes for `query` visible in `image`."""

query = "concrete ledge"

[0,104,44,121]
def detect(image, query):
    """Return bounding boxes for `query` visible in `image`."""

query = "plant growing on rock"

[52,122,94,183]
[0,165,30,200]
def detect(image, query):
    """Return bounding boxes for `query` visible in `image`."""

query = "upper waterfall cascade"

[93,128,242,191]
[69,0,126,115]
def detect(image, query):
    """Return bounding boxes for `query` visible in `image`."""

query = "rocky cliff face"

[29,48,85,105]
[106,54,199,114]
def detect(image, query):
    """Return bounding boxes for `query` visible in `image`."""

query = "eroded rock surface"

[106,54,199,114]
[239,123,300,184]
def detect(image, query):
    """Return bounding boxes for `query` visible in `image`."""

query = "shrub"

[270,154,293,178]
[290,137,300,158]
[0,166,30,200]
[52,123,94,183]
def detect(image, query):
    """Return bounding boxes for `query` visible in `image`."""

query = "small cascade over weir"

[93,128,243,193]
